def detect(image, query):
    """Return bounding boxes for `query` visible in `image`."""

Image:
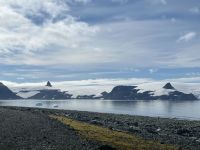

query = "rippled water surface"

[1,99,200,120]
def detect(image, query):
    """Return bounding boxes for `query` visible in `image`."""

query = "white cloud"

[147,0,167,5]
[111,0,128,4]
[189,7,200,14]
[0,0,69,18]
[2,77,200,99]
[171,42,200,68]
[186,72,200,76]
[3,77,200,89]
[160,0,167,5]
[0,0,100,65]
[74,0,92,4]
[149,68,158,74]
[170,18,176,23]
[177,32,197,42]
[3,78,154,98]
[0,0,199,71]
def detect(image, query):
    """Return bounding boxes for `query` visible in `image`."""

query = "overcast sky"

[0,0,199,82]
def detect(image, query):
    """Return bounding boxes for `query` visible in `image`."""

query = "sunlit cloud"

[0,0,199,82]
[177,32,197,42]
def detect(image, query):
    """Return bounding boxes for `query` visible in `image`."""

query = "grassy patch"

[50,115,179,150]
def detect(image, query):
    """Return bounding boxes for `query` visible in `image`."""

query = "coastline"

[1,99,200,121]
[1,106,200,150]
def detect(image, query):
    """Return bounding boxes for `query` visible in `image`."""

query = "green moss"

[50,115,179,150]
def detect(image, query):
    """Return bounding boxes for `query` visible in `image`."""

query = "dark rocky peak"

[0,82,21,99]
[0,82,5,86]
[101,91,109,97]
[163,83,175,90]
[104,86,139,100]
[46,81,52,87]
[109,86,138,95]
[0,82,10,88]
[111,86,137,92]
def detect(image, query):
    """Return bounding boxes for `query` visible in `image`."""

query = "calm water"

[1,99,200,120]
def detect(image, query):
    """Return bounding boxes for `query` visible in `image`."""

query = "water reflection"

[0,99,200,120]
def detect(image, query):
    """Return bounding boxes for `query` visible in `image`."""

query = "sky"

[0,0,200,82]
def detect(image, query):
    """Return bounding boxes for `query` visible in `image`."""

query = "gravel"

[0,107,102,150]
[1,106,200,150]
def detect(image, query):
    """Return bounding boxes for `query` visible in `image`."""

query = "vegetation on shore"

[50,115,179,150]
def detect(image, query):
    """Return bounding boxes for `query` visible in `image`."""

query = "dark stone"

[90,120,103,126]
[176,128,192,136]
[133,122,139,127]
[128,126,141,133]
[145,125,158,134]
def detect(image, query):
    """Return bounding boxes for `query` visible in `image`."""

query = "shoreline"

[1,104,200,121]
[1,99,200,121]
[1,106,200,149]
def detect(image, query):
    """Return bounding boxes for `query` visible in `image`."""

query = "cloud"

[149,69,158,74]
[147,0,167,5]
[3,77,200,98]
[0,0,199,82]
[111,0,128,4]
[189,7,200,14]
[160,0,167,5]
[0,0,100,65]
[186,72,200,76]
[74,0,92,4]
[177,32,197,42]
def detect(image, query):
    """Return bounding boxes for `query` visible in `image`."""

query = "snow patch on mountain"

[136,82,200,99]
[16,91,40,99]
[9,82,59,98]
[2,78,200,99]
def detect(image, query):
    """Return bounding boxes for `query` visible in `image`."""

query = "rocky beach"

[1,106,200,150]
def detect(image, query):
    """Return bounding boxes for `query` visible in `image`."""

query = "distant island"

[0,81,198,100]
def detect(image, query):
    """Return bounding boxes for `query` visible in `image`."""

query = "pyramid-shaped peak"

[0,82,6,86]
[46,81,52,87]
[163,82,175,89]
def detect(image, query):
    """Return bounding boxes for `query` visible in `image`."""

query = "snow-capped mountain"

[136,82,200,99]
[0,82,21,100]
[1,79,200,100]
[103,83,197,100]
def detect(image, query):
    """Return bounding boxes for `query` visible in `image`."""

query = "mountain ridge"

[1,81,198,100]
[0,82,21,99]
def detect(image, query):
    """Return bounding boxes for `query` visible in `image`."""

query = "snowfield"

[136,82,200,99]
[1,78,200,99]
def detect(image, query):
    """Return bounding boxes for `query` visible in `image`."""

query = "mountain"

[0,82,21,99]
[27,82,72,100]
[163,83,174,89]
[103,83,197,100]
[28,89,72,100]
[102,86,140,100]
[6,81,200,100]
[158,91,197,100]
[46,81,52,87]
[163,83,175,90]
